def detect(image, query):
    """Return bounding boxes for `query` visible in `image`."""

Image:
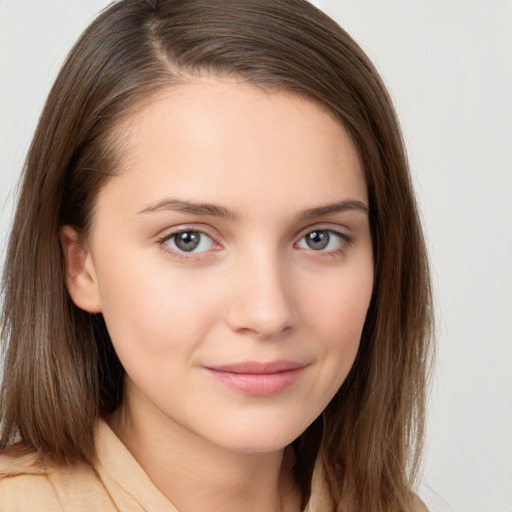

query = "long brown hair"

[0,1,433,510]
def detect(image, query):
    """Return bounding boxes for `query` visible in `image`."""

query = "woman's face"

[67,79,374,453]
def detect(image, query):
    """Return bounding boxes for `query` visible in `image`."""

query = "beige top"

[0,420,332,512]
[0,420,178,512]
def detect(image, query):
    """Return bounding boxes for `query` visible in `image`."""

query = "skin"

[62,78,374,512]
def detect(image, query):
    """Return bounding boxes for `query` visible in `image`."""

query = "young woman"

[0,1,433,511]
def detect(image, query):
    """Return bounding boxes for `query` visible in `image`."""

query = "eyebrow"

[296,199,369,220]
[138,198,239,219]
[137,197,368,220]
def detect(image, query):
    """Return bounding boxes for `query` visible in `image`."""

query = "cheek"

[95,253,221,360]
[304,266,373,365]
[309,266,372,326]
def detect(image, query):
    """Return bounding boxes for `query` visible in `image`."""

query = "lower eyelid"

[157,227,352,258]
[170,231,215,250]
[296,229,352,249]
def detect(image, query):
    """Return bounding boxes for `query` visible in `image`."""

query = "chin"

[222,438,294,455]
[203,420,309,455]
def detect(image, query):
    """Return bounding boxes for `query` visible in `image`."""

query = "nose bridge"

[225,241,294,338]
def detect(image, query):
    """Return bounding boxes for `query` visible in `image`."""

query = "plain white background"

[1,1,511,511]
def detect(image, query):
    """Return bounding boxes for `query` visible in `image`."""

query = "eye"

[296,229,347,252]
[163,230,215,253]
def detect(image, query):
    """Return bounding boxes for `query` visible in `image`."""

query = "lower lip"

[204,367,306,396]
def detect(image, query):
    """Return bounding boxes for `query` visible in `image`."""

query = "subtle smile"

[203,360,309,396]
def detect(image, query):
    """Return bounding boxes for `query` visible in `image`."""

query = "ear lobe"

[60,226,102,313]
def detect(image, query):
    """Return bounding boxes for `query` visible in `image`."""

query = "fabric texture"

[0,420,178,512]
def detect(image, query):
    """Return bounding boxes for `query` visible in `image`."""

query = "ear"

[60,226,102,313]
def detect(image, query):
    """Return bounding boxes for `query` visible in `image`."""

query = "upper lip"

[205,360,308,374]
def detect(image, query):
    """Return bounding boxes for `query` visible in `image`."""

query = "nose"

[224,248,295,339]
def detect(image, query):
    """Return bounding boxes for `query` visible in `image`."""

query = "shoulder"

[0,444,50,476]
[0,446,63,510]
[0,445,117,511]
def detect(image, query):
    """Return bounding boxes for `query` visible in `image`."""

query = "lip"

[203,360,308,396]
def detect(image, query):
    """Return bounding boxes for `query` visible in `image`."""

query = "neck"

[107,385,301,512]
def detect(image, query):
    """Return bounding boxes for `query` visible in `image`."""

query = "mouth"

[203,360,308,396]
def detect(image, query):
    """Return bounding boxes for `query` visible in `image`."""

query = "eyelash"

[157,228,219,261]
[157,226,353,261]
[296,228,353,258]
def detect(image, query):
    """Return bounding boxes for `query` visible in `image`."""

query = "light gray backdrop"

[1,1,511,511]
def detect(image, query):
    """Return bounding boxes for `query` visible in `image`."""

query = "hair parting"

[1,1,433,510]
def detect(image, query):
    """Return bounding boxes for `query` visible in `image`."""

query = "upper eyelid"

[158,229,219,259]
[158,224,219,240]
[295,223,351,239]
[156,228,220,257]
[156,223,351,245]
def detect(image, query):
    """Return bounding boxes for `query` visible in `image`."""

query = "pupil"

[175,232,200,251]
[307,231,329,250]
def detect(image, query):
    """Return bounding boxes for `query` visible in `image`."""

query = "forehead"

[97,78,367,217]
